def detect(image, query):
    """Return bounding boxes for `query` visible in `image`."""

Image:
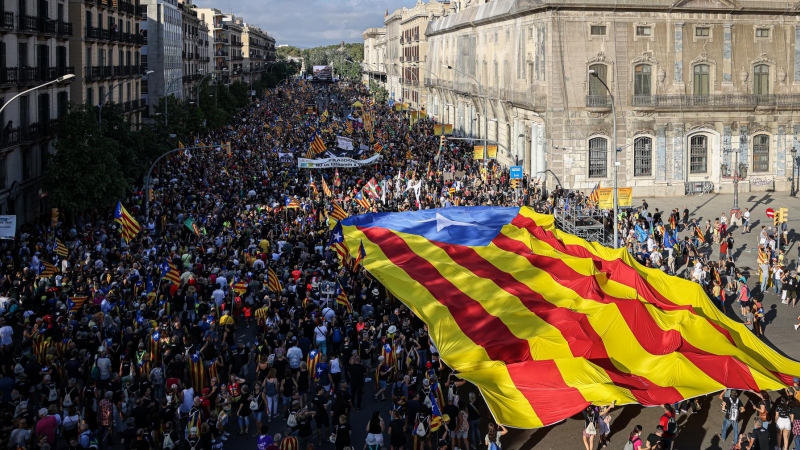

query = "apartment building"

[362,27,386,89]
[242,22,274,88]
[427,0,800,196]
[67,0,145,122]
[196,7,228,84]
[0,0,74,221]
[140,0,182,116]
[178,0,209,101]
[222,15,242,83]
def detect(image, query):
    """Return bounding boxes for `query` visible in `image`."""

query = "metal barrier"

[684,181,713,195]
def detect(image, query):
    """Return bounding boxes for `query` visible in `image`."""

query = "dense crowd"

[0,81,536,450]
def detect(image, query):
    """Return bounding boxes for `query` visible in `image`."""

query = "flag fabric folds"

[39,262,57,278]
[588,183,600,204]
[67,296,87,312]
[160,260,181,285]
[267,268,282,293]
[354,191,371,210]
[321,177,332,197]
[340,206,800,428]
[54,238,68,257]
[331,202,348,222]
[336,283,352,312]
[285,197,301,209]
[114,201,141,242]
[305,134,327,158]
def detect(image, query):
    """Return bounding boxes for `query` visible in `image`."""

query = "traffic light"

[780,207,788,223]
[775,209,782,226]
[50,208,59,228]
[439,135,446,148]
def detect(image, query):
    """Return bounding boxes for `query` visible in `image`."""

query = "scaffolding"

[553,203,613,247]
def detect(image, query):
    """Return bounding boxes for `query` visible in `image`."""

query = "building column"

[722,24,733,90]
[673,23,685,89]
[778,125,786,177]
[795,26,800,84]
[657,126,667,182]
[723,125,733,175]
[530,123,539,177]
[673,125,685,181]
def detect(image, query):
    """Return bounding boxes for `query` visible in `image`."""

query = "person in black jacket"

[347,354,365,410]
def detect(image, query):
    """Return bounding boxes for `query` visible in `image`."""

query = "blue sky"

[193,0,413,48]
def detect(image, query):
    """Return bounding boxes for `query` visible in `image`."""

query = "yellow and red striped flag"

[114,201,141,242]
[588,183,600,204]
[330,202,348,222]
[336,282,352,313]
[39,261,57,278]
[340,206,800,428]
[67,296,87,312]
[267,267,282,293]
[54,238,68,257]
[321,177,332,197]
[696,226,706,244]
[161,260,181,285]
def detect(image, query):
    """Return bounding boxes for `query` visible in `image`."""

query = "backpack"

[63,388,74,407]
[162,432,175,450]
[250,398,259,411]
[286,411,297,428]
[488,443,499,450]
[664,413,677,435]
[332,327,342,344]
[90,363,99,380]
[415,418,427,437]
[46,384,58,402]
[265,381,277,397]
[623,436,641,450]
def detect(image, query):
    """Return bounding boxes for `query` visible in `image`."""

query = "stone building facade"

[362,27,387,88]
[426,0,800,196]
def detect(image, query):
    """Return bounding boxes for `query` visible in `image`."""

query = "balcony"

[0,127,19,150]
[123,100,131,112]
[413,34,419,42]
[399,37,404,44]
[629,94,800,110]
[231,55,243,61]
[1,11,13,31]
[19,15,38,32]
[119,1,136,15]
[21,122,39,142]
[215,50,228,57]
[586,94,612,109]
[38,17,56,34]
[57,20,72,36]
[86,26,99,39]
[18,66,39,84]
[0,67,18,85]
[195,52,200,59]
[47,66,75,81]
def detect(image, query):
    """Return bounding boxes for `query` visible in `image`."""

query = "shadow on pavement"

[515,425,554,449]
[674,396,711,450]
[609,404,644,438]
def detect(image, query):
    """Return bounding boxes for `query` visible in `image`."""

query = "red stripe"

[359,227,581,425]
[424,237,682,406]
[510,215,736,345]
[489,234,760,394]
[505,360,590,425]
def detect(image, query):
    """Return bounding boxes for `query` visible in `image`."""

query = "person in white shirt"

[0,319,13,346]
[742,208,751,234]
[212,288,226,306]
[286,339,302,371]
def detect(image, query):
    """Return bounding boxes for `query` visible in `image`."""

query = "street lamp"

[99,70,154,125]
[589,69,619,249]
[444,64,488,163]
[196,71,212,108]
[0,74,75,116]
[412,63,442,118]
[792,147,798,197]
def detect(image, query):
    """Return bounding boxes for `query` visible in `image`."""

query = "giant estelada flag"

[340,206,800,428]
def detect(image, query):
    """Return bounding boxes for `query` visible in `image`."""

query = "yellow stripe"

[515,207,800,389]
[345,225,543,428]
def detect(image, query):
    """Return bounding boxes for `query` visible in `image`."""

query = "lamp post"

[412,63,442,119]
[589,69,619,249]
[445,64,488,163]
[100,70,154,126]
[0,74,75,116]
[196,72,212,108]
[792,147,798,197]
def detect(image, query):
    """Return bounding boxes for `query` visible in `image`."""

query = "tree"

[370,82,389,104]
[45,105,129,214]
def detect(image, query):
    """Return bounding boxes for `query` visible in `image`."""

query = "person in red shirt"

[658,403,677,448]
[34,408,58,446]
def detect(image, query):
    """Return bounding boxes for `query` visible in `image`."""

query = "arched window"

[689,135,708,174]
[588,137,608,178]
[754,65,769,96]
[752,134,770,172]
[634,137,653,177]
[634,64,652,96]
[693,64,710,96]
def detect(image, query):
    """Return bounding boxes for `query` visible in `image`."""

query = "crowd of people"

[0,80,535,450]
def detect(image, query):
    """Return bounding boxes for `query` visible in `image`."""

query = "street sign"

[510,166,523,179]
[766,208,775,219]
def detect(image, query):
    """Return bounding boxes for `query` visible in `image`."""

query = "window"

[754,64,769,96]
[634,137,653,177]
[22,147,32,180]
[756,28,770,38]
[634,64,652,97]
[588,137,608,178]
[693,64,710,96]
[689,135,708,174]
[0,157,5,189]
[695,27,710,37]
[752,134,770,172]
[590,25,607,36]
[588,63,607,96]
[636,26,652,37]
